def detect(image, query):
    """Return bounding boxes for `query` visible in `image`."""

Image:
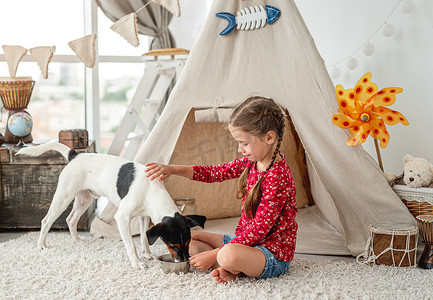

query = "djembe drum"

[0,77,35,143]
[357,222,418,267]
[415,214,433,269]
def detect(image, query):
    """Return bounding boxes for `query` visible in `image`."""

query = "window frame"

[84,0,148,152]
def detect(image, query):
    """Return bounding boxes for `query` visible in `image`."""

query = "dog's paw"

[71,235,81,242]
[132,261,147,270]
[143,253,154,260]
[37,243,48,250]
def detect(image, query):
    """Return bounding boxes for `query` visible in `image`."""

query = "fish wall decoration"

[216,5,281,36]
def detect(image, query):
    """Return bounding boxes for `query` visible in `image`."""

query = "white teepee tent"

[94,0,415,256]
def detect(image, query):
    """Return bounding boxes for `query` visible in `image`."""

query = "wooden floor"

[0,231,30,242]
[0,230,92,243]
[0,229,86,243]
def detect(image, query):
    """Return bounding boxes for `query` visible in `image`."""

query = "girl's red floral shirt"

[191,153,297,262]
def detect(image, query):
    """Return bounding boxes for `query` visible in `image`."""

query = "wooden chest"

[59,129,89,149]
[0,141,96,230]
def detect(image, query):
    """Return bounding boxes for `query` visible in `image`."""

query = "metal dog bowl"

[157,254,190,274]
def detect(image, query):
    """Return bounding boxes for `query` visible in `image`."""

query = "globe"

[7,112,33,137]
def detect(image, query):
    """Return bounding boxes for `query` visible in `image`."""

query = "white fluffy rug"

[1,232,432,299]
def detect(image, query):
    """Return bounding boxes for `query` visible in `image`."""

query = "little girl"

[145,96,297,283]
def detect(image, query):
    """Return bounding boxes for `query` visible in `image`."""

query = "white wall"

[293,0,433,173]
[170,0,433,174]
[169,0,214,50]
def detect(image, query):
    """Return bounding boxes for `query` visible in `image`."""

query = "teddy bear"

[386,154,433,188]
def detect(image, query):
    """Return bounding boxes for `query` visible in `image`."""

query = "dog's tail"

[15,142,78,162]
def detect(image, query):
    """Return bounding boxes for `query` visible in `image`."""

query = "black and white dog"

[16,142,206,268]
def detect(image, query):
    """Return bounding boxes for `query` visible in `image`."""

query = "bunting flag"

[68,34,97,68]
[29,46,56,79]
[2,45,28,77]
[153,0,181,17]
[110,13,139,47]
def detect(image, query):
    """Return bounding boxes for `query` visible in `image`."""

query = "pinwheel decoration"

[332,72,409,170]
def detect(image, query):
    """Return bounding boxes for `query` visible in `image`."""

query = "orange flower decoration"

[332,72,408,148]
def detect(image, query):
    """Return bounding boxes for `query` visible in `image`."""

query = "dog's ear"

[162,215,173,223]
[146,223,165,245]
[185,214,207,229]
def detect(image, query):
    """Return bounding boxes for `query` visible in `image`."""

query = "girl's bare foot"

[210,267,238,284]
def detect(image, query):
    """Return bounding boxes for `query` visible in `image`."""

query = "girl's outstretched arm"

[145,163,194,181]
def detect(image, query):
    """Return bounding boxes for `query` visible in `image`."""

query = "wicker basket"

[393,184,433,217]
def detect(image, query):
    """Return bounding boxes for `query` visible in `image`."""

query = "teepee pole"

[374,139,384,172]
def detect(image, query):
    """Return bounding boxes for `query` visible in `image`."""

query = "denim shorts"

[223,235,291,279]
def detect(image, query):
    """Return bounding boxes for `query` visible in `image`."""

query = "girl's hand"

[189,249,218,271]
[145,163,172,181]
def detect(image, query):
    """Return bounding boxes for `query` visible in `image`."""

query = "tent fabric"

[132,0,415,256]
[295,205,350,255]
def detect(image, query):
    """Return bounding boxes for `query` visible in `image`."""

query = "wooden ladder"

[107,48,189,160]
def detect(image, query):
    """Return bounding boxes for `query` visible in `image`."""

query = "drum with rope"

[357,222,418,267]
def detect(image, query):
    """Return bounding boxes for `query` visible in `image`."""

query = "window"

[98,63,143,152]
[0,0,149,151]
[0,0,85,142]
[0,1,84,55]
[96,8,150,153]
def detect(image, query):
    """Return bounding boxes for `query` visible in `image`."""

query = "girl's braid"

[264,110,285,174]
[246,109,285,217]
